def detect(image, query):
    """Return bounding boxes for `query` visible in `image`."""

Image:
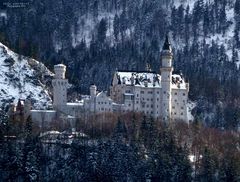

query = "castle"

[27,36,190,125]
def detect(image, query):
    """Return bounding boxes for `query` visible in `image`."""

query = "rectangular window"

[183,93,186,96]
[175,92,177,95]
[141,91,144,94]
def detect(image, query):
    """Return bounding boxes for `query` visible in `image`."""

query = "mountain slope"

[0,42,52,109]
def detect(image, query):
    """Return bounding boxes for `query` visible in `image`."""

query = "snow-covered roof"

[31,110,56,113]
[124,93,134,96]
[96,91,113,100]
[54,64,66,67]
[40,130,60,137]
[67,102,84,106]
[115,71,188,90]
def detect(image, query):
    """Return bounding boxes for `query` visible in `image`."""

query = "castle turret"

[160,35,173,122]
[52,64,68,110]
[89,84,97,112]
[90,84,97,98]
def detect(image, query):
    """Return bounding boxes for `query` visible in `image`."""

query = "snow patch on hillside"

[71,12,117,47]
[174,1,240,68]
[0,42,53,109]
[173,0,214,10]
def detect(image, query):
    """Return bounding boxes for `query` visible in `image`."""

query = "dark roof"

[162,35,171,51]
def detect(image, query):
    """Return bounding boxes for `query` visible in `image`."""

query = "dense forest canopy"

[0,112,239,181]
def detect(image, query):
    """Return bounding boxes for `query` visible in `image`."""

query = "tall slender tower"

[160,35,173,122]
[52,64,68,110]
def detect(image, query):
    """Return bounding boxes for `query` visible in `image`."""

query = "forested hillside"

[0,0,240,128]
[0,113,239,181]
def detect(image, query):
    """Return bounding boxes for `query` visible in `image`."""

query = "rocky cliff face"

[0,42,53,109]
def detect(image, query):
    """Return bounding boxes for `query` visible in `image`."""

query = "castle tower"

[52,64,68,110]
[90,84,97,98]
[160,35,173,122]
[89,84,97,112]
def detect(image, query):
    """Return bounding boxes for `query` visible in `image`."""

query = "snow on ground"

[0,42,53,109]
[173,0,215,10]
[174,1,240,68]
[173,0,196,10]
[71,11,134,48]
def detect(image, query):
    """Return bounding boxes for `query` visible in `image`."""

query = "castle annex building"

[110,36,189,121]
[30,36,190,124]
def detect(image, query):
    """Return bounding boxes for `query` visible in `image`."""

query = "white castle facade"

[31,36,190,124]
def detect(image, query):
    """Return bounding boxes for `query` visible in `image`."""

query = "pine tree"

[219,153,240,182]
[198,147,218,182]
[113,14,120,41]
[97,18,107,43]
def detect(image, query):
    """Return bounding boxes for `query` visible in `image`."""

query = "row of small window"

[174,92,186,96]
[140,91,160,94]
[163,91,186,96]
[172,112,184,116]
[172,106,184,110]
[174,100,186,103]
[142,104,154,108]
[53,81,66,86]
[98,102,111,105]
[127,104,156,108]
[98,108,111,111]
[142,98,154,101]
[145,111,154,114]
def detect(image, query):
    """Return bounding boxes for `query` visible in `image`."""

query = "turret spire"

[163,34,172,51]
